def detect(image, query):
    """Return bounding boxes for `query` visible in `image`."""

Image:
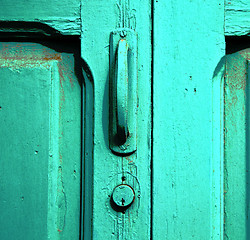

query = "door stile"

[152,1,225,239]
[81,1,152,239]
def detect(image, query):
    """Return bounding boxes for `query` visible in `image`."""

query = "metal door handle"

[109,29,137,155]
[116,39,129,142]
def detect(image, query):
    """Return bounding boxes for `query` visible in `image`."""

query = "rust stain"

[0,44,62,70]
[69,70,75,89]
[0,45,62,61]
[42,53,62,61]
[57,58,75,90]
[225,51,248,112]
[59,153,63,165]
[239,48,250,61]
[0,44,77,93]
[58,63,66,103]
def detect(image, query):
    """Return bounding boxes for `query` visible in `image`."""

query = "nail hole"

[122,176,126,181]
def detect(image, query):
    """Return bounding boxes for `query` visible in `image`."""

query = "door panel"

[0,42,81,239]
[224,49,250,239]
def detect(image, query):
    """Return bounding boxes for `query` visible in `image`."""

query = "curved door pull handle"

[109,29,137,155]
[116,39,129,141]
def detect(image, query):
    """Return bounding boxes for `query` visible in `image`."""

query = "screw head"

[112,184,135,208]
[120,30,127,38]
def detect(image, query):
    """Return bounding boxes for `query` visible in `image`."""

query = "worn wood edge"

[0,18,81,36]
[225,7,250,36]
[40,18,81,35]
[211,57,225,239]
[81,62,95,240]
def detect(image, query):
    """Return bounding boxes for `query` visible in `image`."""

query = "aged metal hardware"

[109,29,138,155]
[111,184,135,212]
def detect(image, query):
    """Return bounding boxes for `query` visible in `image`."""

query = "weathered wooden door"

[0,1,249,239]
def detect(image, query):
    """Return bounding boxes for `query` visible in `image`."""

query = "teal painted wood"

[0,42,81,239]
[224,49,250,239]
[225,0,250,36]
[0,0,81,35]
[81,1,152,239]
[152,0,225,239]
[1,0,248,37]
[212,56,225,238]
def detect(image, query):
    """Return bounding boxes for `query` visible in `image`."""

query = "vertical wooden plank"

[153,1,225,239]
[224,49,250,239]
[81,1,152,239]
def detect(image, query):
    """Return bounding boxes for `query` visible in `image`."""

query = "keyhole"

[110,184,135,212]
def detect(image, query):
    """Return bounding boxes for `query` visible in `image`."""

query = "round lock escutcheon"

[111,184,135,211]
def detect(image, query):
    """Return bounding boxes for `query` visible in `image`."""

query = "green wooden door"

[0,1,249,239]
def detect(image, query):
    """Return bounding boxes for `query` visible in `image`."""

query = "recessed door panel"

[224,48,250,239]
[0,42,81,240]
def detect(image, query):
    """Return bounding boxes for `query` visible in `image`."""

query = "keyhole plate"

[111,184,135,208]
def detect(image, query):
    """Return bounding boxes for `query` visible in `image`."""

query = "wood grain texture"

[224,49,250,239]
[0,42,81,239]
[153,0,225,239]
[225,0,250,36]
[81,0,152,239]
[0,0,81,35]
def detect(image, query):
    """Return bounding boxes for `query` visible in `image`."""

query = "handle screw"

[120,30,127,38]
